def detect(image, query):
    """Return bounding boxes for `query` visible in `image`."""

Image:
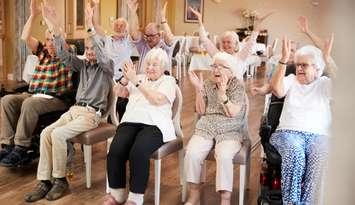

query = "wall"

[174,0,323,48]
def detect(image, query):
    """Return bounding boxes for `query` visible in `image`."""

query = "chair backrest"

[172,84,183,139]
[101,80,119,126]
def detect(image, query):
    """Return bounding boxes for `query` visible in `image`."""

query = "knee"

[215,149,235,162]
[50,127,66,144]
[129,148,147,162]
[107,143,127,162]
[40,127,52,143]
[21,98,38,113]
[185,148,206,163]
[1,95,16,108]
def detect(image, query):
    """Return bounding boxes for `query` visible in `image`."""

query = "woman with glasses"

[184,52,248,205]
[269,36,334,205]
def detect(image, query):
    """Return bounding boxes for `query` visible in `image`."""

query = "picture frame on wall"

[75,0,85,29]
[184,0,204,23]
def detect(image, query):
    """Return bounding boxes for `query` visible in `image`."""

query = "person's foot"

[24,181,53,202]
[0,144,14,161]
[102,194,123,205]
[0,145,31,167]
[45,178,69,201]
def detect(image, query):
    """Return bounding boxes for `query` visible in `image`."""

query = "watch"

[87,28,96,35]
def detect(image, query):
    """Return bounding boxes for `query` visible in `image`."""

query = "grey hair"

[212,52,239,76]
[220,31,240,51]
[143,48,169,71]
[295,45,325,77]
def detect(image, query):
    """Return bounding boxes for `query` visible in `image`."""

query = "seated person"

[104,48,176,205]
[0,0,72,167]
[25,4,113,202]
[269,36,334,204]
[184,52,248,205]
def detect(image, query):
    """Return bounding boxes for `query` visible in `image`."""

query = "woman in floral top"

[184,52,248,205]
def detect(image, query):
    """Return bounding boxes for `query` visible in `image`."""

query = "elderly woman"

[184,52,248,205]
[105,48,176,205]
[269,36,334,205]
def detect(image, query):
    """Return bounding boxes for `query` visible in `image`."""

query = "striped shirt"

[28,42,73,96]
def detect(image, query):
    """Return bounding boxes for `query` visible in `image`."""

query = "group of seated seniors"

[25,2,113,202]
[185,52,248,205]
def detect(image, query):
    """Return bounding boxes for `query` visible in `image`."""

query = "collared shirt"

[54,35,114,112]
[104,35,133,80]
[133,37,173,74]
[28,42,73,96]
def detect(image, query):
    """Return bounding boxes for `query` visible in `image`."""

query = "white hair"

[295,45,325,77]
[219,31,240,51]
[212,52,239,76]
[142,48,169,71]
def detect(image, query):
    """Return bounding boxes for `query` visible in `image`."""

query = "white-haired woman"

[184,52,248,205]
[189,7,273,79]
[269,36,334,205]
[105,48,176,205]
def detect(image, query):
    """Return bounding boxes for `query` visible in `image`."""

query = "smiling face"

[113,18,128,38]
[85,40,97,62]
[210,58,233,83]
[144,57,164,81]
[295,55,318,84]
[144,23,161,48]
[44,30,56,57]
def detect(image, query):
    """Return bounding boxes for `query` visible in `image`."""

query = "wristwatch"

[87,27,96,35]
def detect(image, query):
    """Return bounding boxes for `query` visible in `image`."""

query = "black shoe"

[0,145,31,167]
[0,144,14,161]
[25,181,53,202]
[45,178,69,201]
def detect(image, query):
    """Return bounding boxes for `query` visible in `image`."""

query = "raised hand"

[127,0,138,13]
[297,16,309,33]
[188,71,204,91]
[280,36,291,63]
[254,10,275,31]
[123,61,138,83]
[30,0,41,16]
[85,4,94,28]
[323,33,334,61]
[41,1,59,31]
[161,1,168,21]
[189,6,203,24]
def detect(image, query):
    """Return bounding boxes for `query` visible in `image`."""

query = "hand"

[297,16,309,33]
[41,1,60,31]
[323,33,334,61]
[254,10,275,31]
[113,83,129,97]
[217,71,228,99]
[127,0,138,13]
[123,61,138,84]
[189,6,203,24]
[85,4,94,28]
[90,0,100,7]
[161,1,168,21]
[188,71,204,91]
[30,0,41,16]
[250,84,269,96]
[280,36,291,63]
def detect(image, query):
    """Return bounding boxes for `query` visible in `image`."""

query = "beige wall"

[174,0,323,48]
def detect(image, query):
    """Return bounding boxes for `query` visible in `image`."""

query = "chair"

[150,84,185,205]
[70,81,118,188]
[172,36,188,83]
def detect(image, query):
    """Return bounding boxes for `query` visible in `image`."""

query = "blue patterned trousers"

[270,129,328,205]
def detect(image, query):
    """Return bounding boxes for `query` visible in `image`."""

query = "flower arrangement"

[241,9,259,30]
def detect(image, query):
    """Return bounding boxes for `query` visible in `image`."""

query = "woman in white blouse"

[104,48,176,205]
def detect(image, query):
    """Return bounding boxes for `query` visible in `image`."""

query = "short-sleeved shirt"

[121,74,176,142]
[134,38,173,74]
[277,74,332,135]
[194,77,248,144]
[28,42,73,96]
[104,35,133,80]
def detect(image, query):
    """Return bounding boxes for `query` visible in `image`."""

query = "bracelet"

[222,98,229,105]
[278,61,287,65]
[135,80,142,88]
[161,21,167,24]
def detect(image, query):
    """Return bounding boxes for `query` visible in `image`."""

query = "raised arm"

[91,0,106,37]
[127,0,141,41]
[42,1,83,71]
[298,16,337,78]
[21,0,41,52]
[188,71,206,115]
[270,37,291,98]
[160,1,174,45]
[189,7,219,56]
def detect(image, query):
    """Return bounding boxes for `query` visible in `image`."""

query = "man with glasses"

[127,0,175,74]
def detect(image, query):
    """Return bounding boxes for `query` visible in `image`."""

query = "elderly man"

[127,0,175,74]
[0,0,73,167]
[25,3,113,202]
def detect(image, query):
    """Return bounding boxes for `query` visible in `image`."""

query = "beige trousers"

[37,105,100,180]
[184,135,241,192]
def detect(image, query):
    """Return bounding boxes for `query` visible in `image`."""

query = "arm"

[127,0,141,41]
[189,71,206,114]
[160,2,174,45]
[270,37,290,98]
[113,83,129,98]
[250,83,272,96]
[91,0,106,37]
[217,74,242,118]
[189,7,219,56]
[21,0,41,52]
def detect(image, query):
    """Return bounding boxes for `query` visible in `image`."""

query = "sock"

[110,188,126,203]
[127,192,144,205]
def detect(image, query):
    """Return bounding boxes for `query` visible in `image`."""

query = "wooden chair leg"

[154,159,161,205]
[83,144,92,189]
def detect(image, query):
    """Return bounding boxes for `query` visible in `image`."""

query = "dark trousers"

[116,97,128,122]
[107,122,164,193]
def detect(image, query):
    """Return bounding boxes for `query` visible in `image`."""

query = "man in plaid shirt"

[0,0,73,167]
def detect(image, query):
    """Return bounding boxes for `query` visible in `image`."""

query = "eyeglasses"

[210,64,231,70]
[296,63,315,69]
[144,33,159,38]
